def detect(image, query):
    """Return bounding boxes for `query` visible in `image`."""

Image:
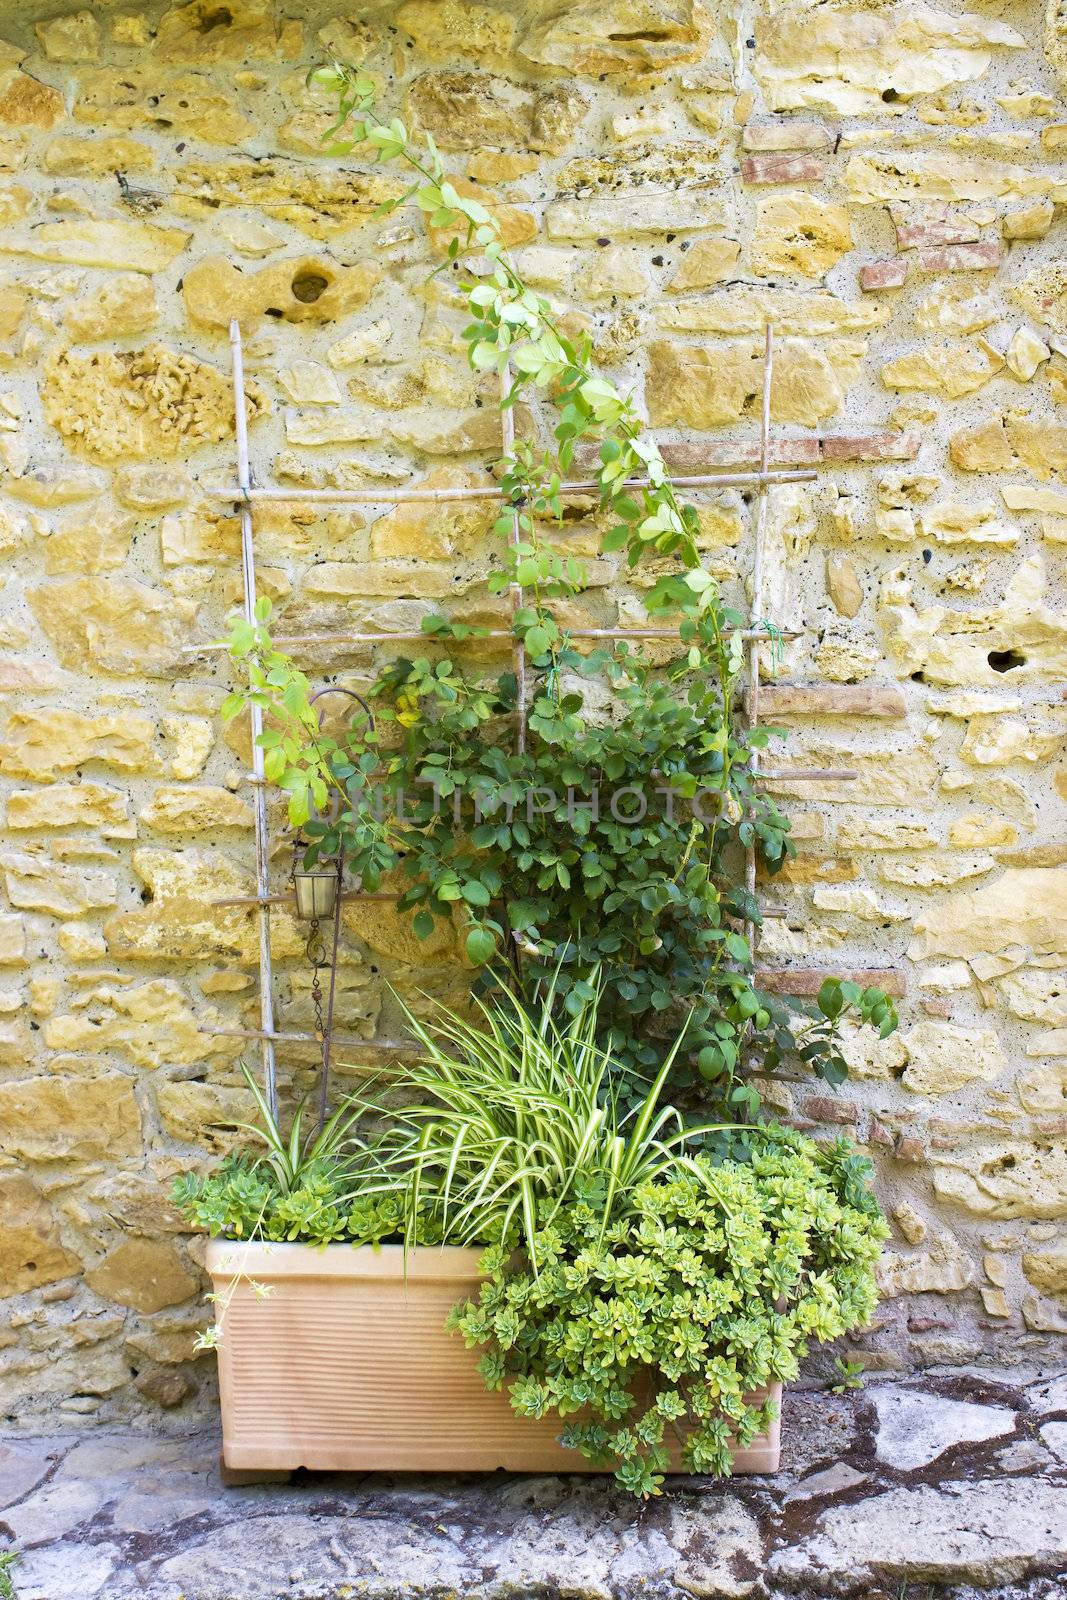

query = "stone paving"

[1,1369,1065,1600]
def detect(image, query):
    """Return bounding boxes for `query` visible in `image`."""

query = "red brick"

[892,209,980,249]
[894,1135,926,1164]
[821,429,921,463]
[917,242,1002,272]
[656,436,822,470]
[755,683,907,719]
[742,120,832,153]
[802,1095,860,1125]
[755,966,906,997]
[741,153,827,185]
[860,260,907,292]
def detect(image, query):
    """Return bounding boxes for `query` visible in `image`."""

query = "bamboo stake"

[181,625,804,657]
[201,467,817,507]
[745,327,774,956]
[499,360,527,755]
[231,318,279,1120]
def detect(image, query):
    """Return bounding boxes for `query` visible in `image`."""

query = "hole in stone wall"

[291,272,330,304]
[198,8,233,33]
[988,649,1026,673]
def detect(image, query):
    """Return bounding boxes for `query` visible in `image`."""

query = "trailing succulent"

[451,1130,887,1497]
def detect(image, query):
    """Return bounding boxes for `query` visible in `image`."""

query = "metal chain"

[305,917,329,1041]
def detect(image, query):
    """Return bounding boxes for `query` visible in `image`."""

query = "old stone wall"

[0,0,1064,1426]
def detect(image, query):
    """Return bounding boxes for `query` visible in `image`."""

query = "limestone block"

[151,1,301,63]
[304,561,457,601]
[345,900,457,963]
[752,194,852,278]
[914,283,1001,334]
[837,817,938,850]
[812,884,908,922]
[647,338,850,428]
[878,1232,974,1296]
[0,1074,142,1161]
[325,320,394,367]
[42,506,134,575]
[0,71,65,128]
[547,189,727,239]
[0,709,158,782]
[35,10,100,62]
[287,404,504,455]
[826,555,864,617]
[0,220,189,274]
[951,415,1067,477]
[0,851,116,918]
[140,786,253,833]
[162,716,213,781]
[518,0,709,74]
[44,978,238,1069]
[369,469,497,560]
[1013,262,1067,333]
[880,345,1002,400]
[156,1079,258,1152]
[901,1020,1007,1095]
[43,136,152,176]
[41,345,267,464]
[918,500,1015,545]
[104,848,302,964]
[846,151,1067,205]
[6,783,129,831]
[1005,328,1050,381]
[578,247,650,300]
[1022,1248,1067,1294]
[668,238,740,291]
[74,68,253,144]
[174,156,405,238]
[880,854,994,888]
[933,1143,1067,1218]
[960,716,1067,767]
[114,466,194,512]
[999,969,1067,1026]
[755,5,1024,116]
[0,1174,79,1297]
[1003,201,1055,240]
[910,869,1067,961]
[407,72,586,154]
[276,363,342,406]
[659,287,888,337]
[182,255,381,331]
[768,741,939,805]
[63,276,158,342]
[28,576,195,676]
[395,1,517,65]
[87,1239,197,1315]
[1017,1061,1067,1111]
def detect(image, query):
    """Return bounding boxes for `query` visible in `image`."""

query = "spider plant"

[346,971,734,1265]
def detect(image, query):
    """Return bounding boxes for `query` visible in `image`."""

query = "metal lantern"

[292,866,339,922]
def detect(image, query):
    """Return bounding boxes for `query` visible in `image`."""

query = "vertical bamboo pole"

[230,318,279,1120]
[745,326,775,951]
[499,362,527,755]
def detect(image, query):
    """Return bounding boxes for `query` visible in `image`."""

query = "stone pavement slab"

[0,1371,1063,1600]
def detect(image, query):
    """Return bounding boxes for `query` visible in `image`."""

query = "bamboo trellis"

[191,319,854,1114]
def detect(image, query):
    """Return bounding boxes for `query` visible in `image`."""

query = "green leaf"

[465,925,496,965]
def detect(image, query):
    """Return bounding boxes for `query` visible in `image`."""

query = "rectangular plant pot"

[207,1239,782,1474]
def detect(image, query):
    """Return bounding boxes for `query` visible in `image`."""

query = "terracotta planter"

[207,1239,782,1475]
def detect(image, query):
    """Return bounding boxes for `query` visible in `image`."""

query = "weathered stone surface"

[43,979,237,1069]
[175,155,405,238]
[182,254,381,331]
[86,1239,197,1315]
[910,869,1067,961]
[6,782,129,832]
[518,0,709,75]
[140,786,253,833]
[881,345,1002,400]
[658,287,889,337]
[647,338,851,428]
[407,71,586,154]
[0,709,157,782]
[770,1478,1066,1592]
[847,151,1067,206]
[900,1020,1007,1095]
[1022,1247,1067,1293]
[0,850,116,918]
[755,6,1025,116]
[873,1389,1015,1470]
[41,345,266,464]
[43,135,152,176]
[933,1143,1067,1218]
[74,67,253,143]
[0,219,189,273]
[752,193,852,277]
[28,576,195,675]
[0,1174,79,1298]
[0,1075,141,1162]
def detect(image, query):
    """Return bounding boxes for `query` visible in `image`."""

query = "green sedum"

[448,1128,888,1497]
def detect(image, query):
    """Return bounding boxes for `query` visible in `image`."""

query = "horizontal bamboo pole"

[206,468,818,508]
[182,625,804,657]
[202,1026,411,1050]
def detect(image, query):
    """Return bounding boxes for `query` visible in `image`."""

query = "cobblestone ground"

[1,1370,1065,1600]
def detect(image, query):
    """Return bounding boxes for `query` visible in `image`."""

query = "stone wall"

[0,0,1064,1427]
